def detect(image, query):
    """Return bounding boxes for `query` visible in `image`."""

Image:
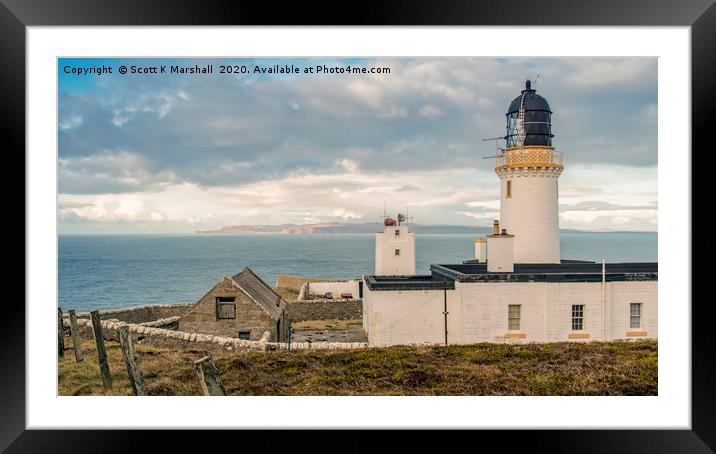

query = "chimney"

[474,237,487,262]
[487,231,515,273]
[493,220,500,235]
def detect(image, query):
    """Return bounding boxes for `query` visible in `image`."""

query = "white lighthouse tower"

[495,80,563,264]
[375,213,415,275]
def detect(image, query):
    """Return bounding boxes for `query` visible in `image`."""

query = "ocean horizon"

[59,232,657,312]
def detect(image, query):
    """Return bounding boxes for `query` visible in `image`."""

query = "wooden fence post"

[68,309,83,363]
[193,356,226,396]
[90,310,112,390]
[118,325,148,396]
[58,307,65,357]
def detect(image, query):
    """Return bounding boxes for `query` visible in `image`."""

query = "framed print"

[6,0,712,451]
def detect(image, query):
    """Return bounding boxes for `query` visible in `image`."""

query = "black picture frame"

[5,0,710,451]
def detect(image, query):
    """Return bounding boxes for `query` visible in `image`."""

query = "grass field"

[58,338,657,396]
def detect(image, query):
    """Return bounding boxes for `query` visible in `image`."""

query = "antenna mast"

[401,206,414,225]
[379,201,387,222]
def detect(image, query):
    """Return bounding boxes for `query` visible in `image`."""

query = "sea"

[59,232,657,312]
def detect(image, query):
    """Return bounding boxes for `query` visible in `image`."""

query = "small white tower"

[474,237,487,262]
[486,220,514,272]
[375,214,415,275]
[496,80,563,264]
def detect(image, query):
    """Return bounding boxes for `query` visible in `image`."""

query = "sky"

[57,57,657,233]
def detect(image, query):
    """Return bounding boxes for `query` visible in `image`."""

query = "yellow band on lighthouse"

[496,146,563,170]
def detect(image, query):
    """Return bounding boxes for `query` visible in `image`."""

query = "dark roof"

[505,80,554,147]
[432,262,658,283]
[365,261,657,291]
[231,267,285,320]
[507,88,552,115]
[364,275,454,291]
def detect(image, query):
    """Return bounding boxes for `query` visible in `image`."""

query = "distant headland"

[193,223,638,235]
[194,222,484,235]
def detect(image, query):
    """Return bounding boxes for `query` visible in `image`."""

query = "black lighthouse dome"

[505,80,554,147]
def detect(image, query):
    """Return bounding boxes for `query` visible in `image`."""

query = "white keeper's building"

[363,80,657,346]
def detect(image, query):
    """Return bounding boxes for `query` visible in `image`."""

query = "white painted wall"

[375,225,415,275]
[498,167,561,264]
[364,280,657,345]
[542,282,604,342]
[307,280,360,298]
[457,281,549,343]
[487,235,514,272]
[362,297,368,332]
[608,281,658,339]
[363,285,460,346]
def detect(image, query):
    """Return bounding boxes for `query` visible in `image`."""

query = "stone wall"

[68,304,193,324]
[276,275,361,291]
[139,315,181,329]
[65,317,367,352]
[286,299,362,322]
[306,280,361,299]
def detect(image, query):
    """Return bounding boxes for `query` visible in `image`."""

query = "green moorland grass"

[58,338,657,396]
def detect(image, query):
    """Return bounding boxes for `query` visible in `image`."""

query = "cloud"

[332,208,363,220]
[418,105,443,117]
[564,58,655,88]
[560,209,657,231]
[58,158,657,233]
[560,201,657,211]
[58,150,176,194]
[59,114,83,130]
[338,158,360,173]
[57,57,658,232]
[58,166,494,228]
[456,211,499,222]
[110,90,187,126]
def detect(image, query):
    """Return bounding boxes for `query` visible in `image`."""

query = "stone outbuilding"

[179,267,288,341]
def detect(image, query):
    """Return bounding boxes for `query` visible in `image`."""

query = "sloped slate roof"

[230,267,285,320]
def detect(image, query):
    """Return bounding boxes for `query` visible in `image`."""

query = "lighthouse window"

[506,180,512,198]
[508,305,521,331]
[394,249,401,256]
[630,303,642,329]
[395,229,400,237]
[571,305,584,331]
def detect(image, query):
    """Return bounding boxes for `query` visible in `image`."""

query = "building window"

[506,180,512,198]
[630,303,642,329]
[394,249,400,256]
[508,304,521,331]
[395,229,400,238]
[238,331,250,340]
[216,297,236,319]
[571,305,584,331]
